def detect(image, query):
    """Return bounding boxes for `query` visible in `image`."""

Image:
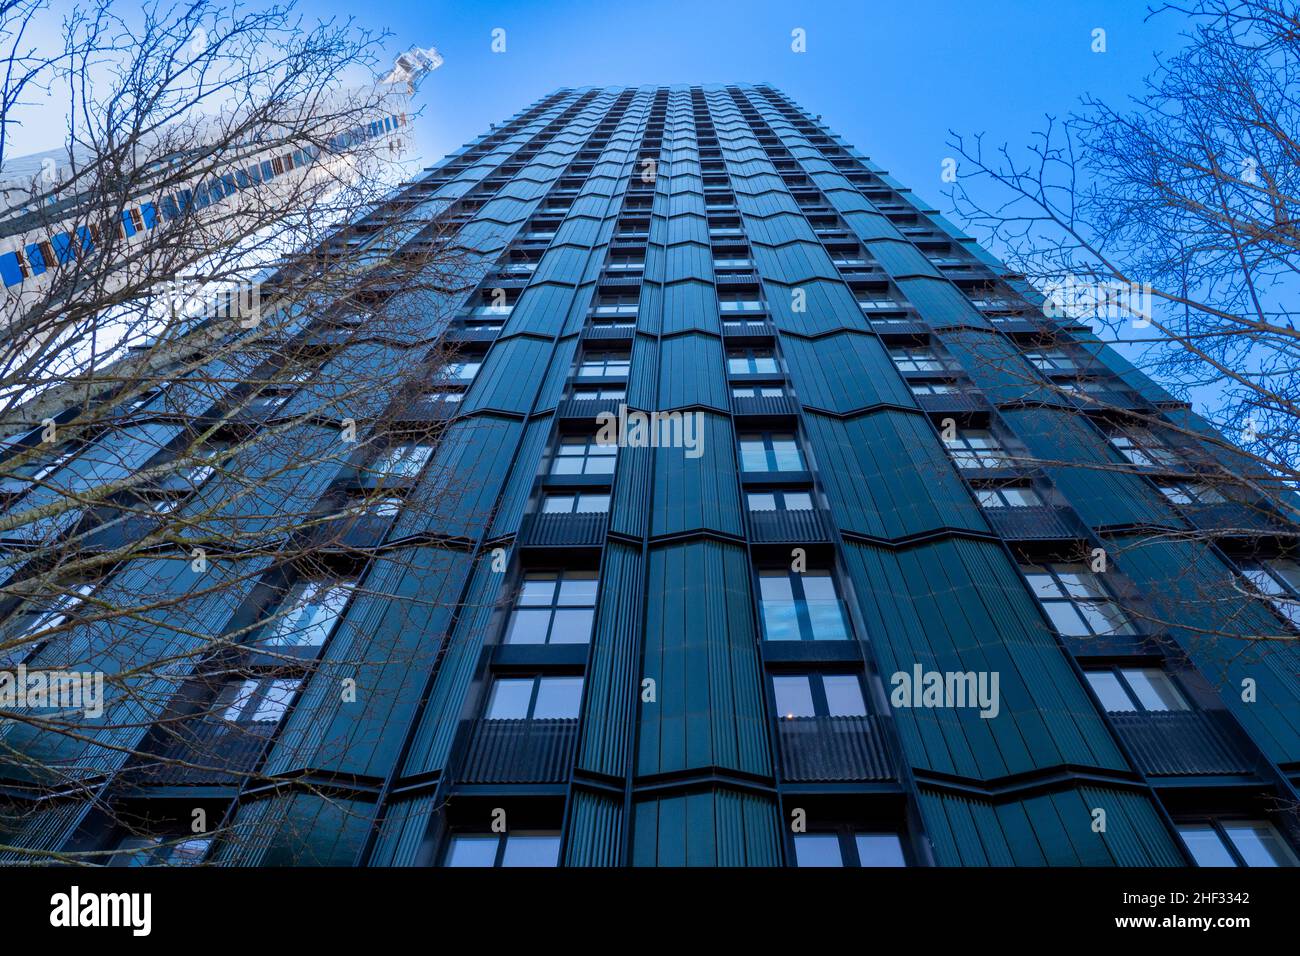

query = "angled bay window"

[739,432,804,473]
[1106,424,1183,469]
[216,676,301,724]
[550,434,617,475]
[888,345,953,374]
[945,428,1013,470]
[1177,819,1298,867]
[758,568,850,641]
[257,579,355,648]
[367,443,433,481]
[485,674,584,719]
[1021,562,1136,638]
[975,484,1044,508]
[1083,666,1189,712]
[1237,557,1300,628]
[504,570,598,645]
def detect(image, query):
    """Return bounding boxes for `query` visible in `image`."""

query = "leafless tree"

[0,0,489,864]
[943,0,1300,652]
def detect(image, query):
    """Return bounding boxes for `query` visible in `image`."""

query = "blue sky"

[344,0,1186,235]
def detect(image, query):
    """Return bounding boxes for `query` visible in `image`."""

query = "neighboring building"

[1,84,1299,867]
[0,45,441,306]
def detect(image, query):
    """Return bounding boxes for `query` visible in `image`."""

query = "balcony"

[1109,709,1257,777]
[748,507,829,544]
[981,505,1081,540]
[731,392,797,417]
[458,718,579,784]
[136,721,274,786]
[914,391,990,414]
[522,511,607,547]
[776,715,895,782]
[558,397,624,420]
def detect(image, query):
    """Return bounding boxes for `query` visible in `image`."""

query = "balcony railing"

[777,715,895,782]
[981,505,1081,540]
[138,721,274,786]
[522,511,607,547]
[748,507,829,543]
[458,718,579,784]
[1110,709,1256,777]
[731,393,797,417]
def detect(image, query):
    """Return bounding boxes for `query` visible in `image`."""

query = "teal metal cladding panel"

[801,411,987,539]
[999,408,1184,529]
[841,538,1130,780]
[750,242,840,283]
[918,785,1183,866]
[627,335,658,410]
[577,542,643,778]
[651,413,742,538]
[0,800,93,861]
[533,336,580,413]
[503,283,579,337]
[402,551,509,775]
[214,793,369,866]
[637,539,771,777]
[866,241,943,280]
[742,212,820,246]
[898,277,989,327]
[657,333,728,412]
[564,790,624,867]
[631,786,782,866]
[2,556,267,784]
[1072,329,1177,404]
[1112,533,1300,764]
[661,280,720,335]
[463,336,554,415]
[489,416,552,539]
[394,415,521,539]
[369,795,437,866]
[636,283,663,336]
[177,424,350,542]
[763,279,870,335]
[283,340,413,420]
[610,440,652,539]
[663,242,712,283]
[532,245,593,285]
[264,547,472,778]
[940,329,1054,405]
[780,331,916,413]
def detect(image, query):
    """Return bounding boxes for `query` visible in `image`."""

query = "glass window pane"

[783,492,813,510]
[445,835,499,867]
[501,833,561,867]
[504,608,551,645]
[575,494,609,513]
[1177,824,1237,867]
[533,676,583,718]
[517,575,558,605]
[1084,671,1134,711]
[854,833,906,867]
[557,572,598,606]
[793,834,844,867]
[747,493,777,511]
[1043,601,1092,637]
[1222,822,1298,867]
[253,679,299,721]
[486,678,534,719]
[822,675,868,716]
[1123,668,1188,712]
[543,495,574,514]
[549,608,594,644]
[772,675,816,718]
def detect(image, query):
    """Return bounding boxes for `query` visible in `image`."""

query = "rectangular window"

[945,429,1012,470]
[259,579,355,648]
[217,676,301,723]
[1238,557,1300,628]
[577,352,630,378]
[504,570,598,645]
[1177,820,1298,867]
[1021,562,1135,637]
[793,830,906,867]
[1157,481,1226,505]
[485,675,584,719]
[444,831,561,868]
[1083,666,1188,712]
[541,492,610,514]
[550,434,617,475]
[975,485,1044,508]
[738,432,804,472]
[370,444,433,479]
[772,672,868,718]
[758,568,850,641]
[571,386,627,401]
[746,489,814,512]
[888,346,950,373]
[1108,426,1182,469]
